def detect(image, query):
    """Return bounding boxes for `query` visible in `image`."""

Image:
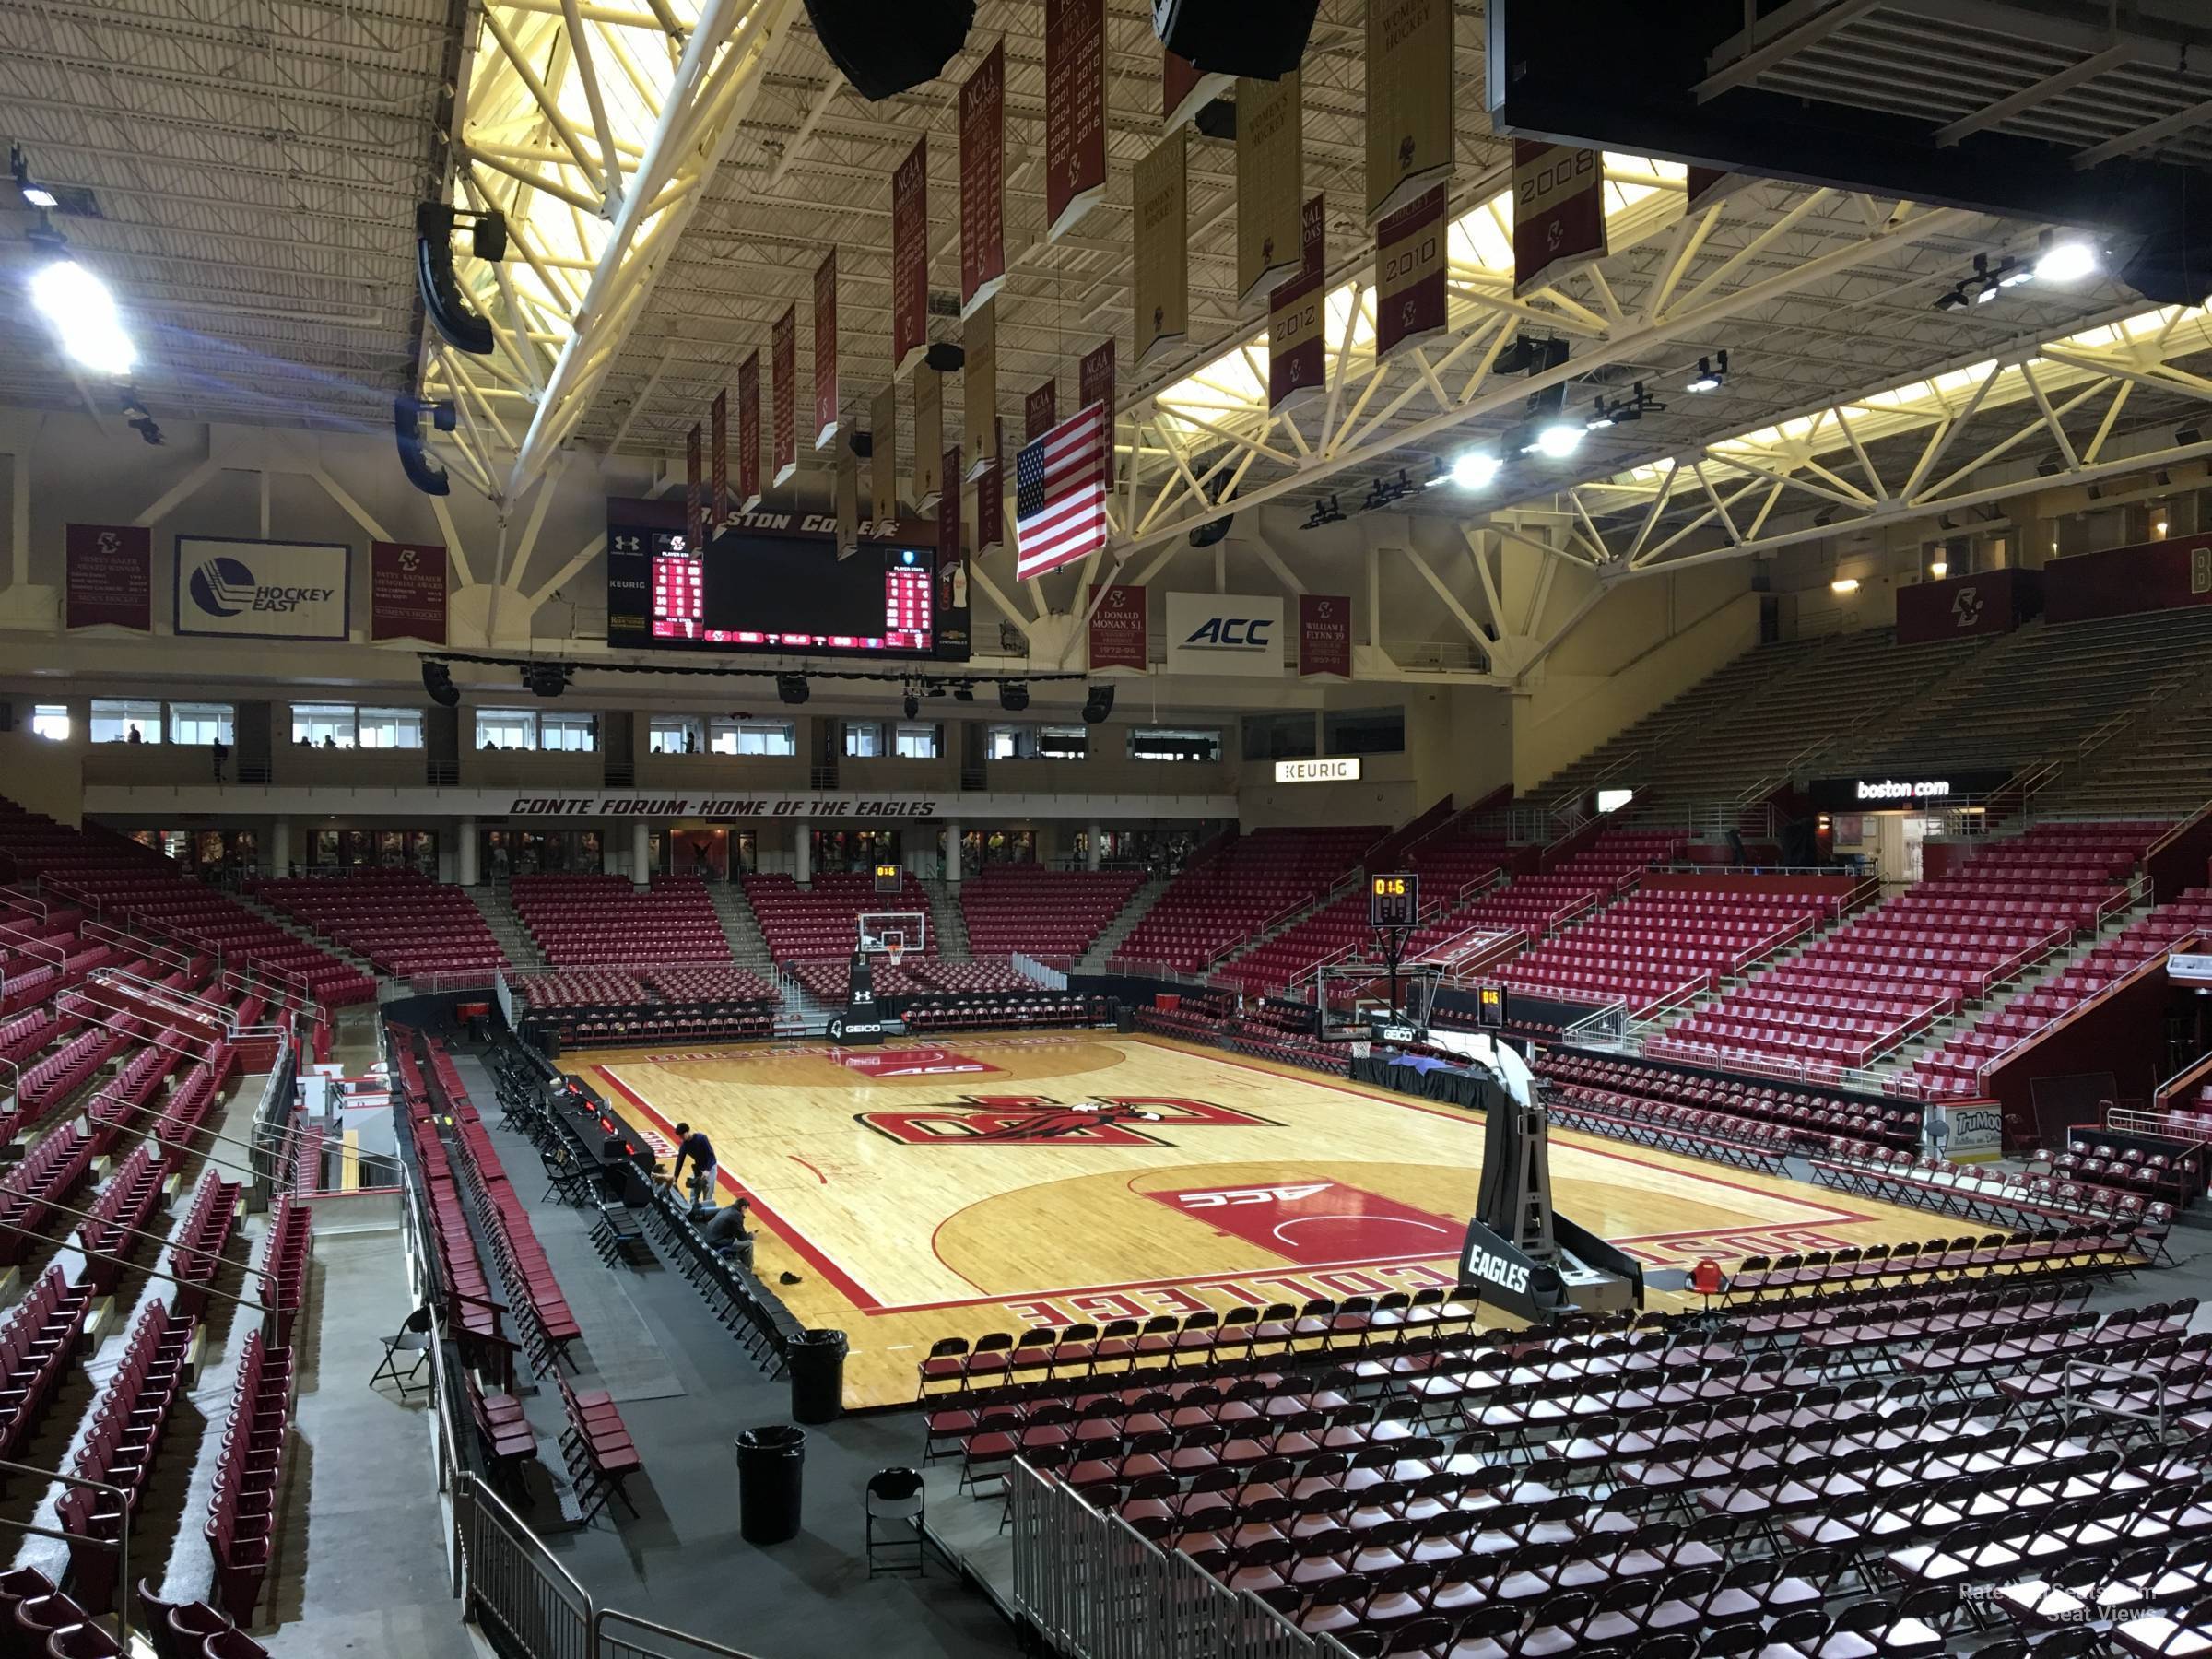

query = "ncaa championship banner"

[176,536,349,641]
[1164,591,1285,678]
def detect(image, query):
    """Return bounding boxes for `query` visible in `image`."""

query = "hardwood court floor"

[580,1031,1936,1410]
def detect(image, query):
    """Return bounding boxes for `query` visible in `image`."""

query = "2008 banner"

[175,536,350,641]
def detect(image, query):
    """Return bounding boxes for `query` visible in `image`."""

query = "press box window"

[843,722,884,758]
[475,709,535,750]
[90,700,163,743]
[1242,711,1317,761]
[648,716,704,754]
[358,708,424,749]
[168,702,235,747]
[293,703,358,747]
[1130,727,1221,762]
[711,719,794,757]
[892,723,940,759]
[1323,706,1405,756]
[539,713,596,753]
[29,706,68,742]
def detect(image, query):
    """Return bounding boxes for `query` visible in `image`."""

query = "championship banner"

[936,511,971,665]
[737,352,762,508]
[371,541,448,643]
[1687,165,1751,217]
[891,137,929,376]
[175,535,350,641]
[1366,0,1453,223]
[710,389,729,524]
[959,41,1006,315]
[813,249,840,449]
[912,367,943,512]
[1134,126,1189,371]
[1088,582,1147,672]
[1045,0,1107,241]
[1025,379,1058,444]
[938,444,961,567]
[1269,194,1327,409]
[1236,71,1302,309]
[1080,341,1115,418]
[65,524,150,631]
[1299,592,1352,678]
[835,441,860,559]
[1375,183,1447,361]
[870,381,900,524]
[771,305,797,485]
[686,423,705,551]
[1512,140,1607,297]
[1163,48,1231,132]
[963,297,997,482]
[973,416,1005,553]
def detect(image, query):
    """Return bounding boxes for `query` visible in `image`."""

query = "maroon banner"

[975,416,1004,552]
[1269,194,1327,409]
[813,249,839,449]
[1687,165,1749,216]
[959,41,1006,313]
[65,524,150,631]
[1025,379,1059,444]
[939,445,962,566]
[686,423,704,550]
[736,353,761,507]
[710,389,729,524]
[1299,592,1353,678]
[1896,567,2041,645]
[1046,0,1107,241]
[1163,49,1231,132]
[1080,340,1115,418]
[1088,582,1147,672]
[2044,535,2212,624]
[771,305,796,484]
[1512,139,1607,297]
[370,540,447,643]
[1375,183,1447,360]
[891,138,928,375]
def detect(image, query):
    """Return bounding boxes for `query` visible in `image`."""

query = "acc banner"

[963,297,997,481]
[1164,591,1285,678]
[1163,48,1231,132]
[1512,141,1606,297]
[1366,0,1453,222]
[1376,184,1447,359]
[371,541,447,643]
[912,367,943,511]
[1269,194,1327,409]
[959,41,1006,314]
[870,382,900,524]
[1046,0,1107,241]
[892,138,929,376]
[1236,71,1302,309]
[1134,126,1188,371]
[813,250,840,450]
[65,524,151,630]
[710,389,729,524]
[737,353,762,509]
[1299,593,1352,678]
[771,306,797,485]
[176,536,349,641]
[1088,582,1147,673]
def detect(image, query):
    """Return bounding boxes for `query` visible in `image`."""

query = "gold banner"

[835,442,859,559]
[870,382,899,524]
[913,368,943,512]
[1236,71,1302,310]
[963,297,997,482]
[1134,125,1189,371]
[1366,0,1453,223]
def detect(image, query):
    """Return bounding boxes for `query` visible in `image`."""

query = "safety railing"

[1416,927,1527,979]
[1726,914,1815,977]
[456,1475,594,1659]
[2096,872,2153,926]
[1013,952,1069,990]
[1008,1456,1363,1659]
[1562,999,1630,1045]
[1970,933,2200,1092]
[1626,976,1710,1033]
[2060,1359,2171,1438]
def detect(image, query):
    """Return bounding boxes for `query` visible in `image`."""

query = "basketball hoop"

[885,937,905,970]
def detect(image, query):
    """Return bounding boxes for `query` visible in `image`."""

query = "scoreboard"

[1370,872,1419,929]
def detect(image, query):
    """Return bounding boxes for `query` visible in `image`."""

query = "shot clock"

[1370,872,1419,929]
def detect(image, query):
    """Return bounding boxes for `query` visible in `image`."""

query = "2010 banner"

[176,536,350,641]
[65,524,150,631]
[1375,183,1447,360]
[371,541,447,643]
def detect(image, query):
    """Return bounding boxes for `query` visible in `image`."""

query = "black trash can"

[736,1424,806,1545]
[788,1327,849,1424]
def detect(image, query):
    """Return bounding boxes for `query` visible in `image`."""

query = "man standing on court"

[667,1122,719,1217]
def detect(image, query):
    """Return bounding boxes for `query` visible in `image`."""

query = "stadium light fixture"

[1685,352,1728,394]
[1830,577,1860,594]
[10,147,55,210]
[1449,450,1502,489]
[2033,235,2100,284]
[1524,422,1584,460]
[1928,559,1947,578]
[28,255,134,377]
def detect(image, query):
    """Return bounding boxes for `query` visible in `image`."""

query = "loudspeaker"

[416,202,495,355]
[803,0,975,101]
[1152,0,1319,81]
[394,398,451,498]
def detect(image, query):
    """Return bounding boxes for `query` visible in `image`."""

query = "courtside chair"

[864,1467,926,1577]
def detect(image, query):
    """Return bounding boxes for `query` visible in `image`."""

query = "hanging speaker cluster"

[416,202,504,356]
[1151,0,1319,81]
[803,0,975,101]
[394,396,455,497]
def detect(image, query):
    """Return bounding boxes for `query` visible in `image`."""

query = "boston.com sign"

[1806,769,2013,812]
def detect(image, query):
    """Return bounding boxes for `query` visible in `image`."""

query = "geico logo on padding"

[1465,1245,1530,1295]
[1183,617,1274,648]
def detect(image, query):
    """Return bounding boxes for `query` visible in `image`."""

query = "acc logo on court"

[1175,1183,1331,1208]
[855,1093,1278,1147]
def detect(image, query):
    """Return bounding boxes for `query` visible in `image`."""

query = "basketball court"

[579,1030,1933,1408]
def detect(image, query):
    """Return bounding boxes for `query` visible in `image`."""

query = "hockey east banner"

[175,536,349,641]
[1300,593,1353,678]
[65,523,151,630]
[1088,582,1147,672]
[370,541,447,643]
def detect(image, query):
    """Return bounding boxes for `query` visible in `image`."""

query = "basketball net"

[885,938,905,969]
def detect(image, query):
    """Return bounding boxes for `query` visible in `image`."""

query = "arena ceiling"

[0,0,2206,586]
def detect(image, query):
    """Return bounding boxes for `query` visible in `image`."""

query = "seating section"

[205,1329,295,1625]
[2050,675,2212,817]
[0,1126,97,1265]
[512,965,779,1048]
[75,1145,167,1295]
[959,865,1144,960]
[252,870,507,978]
[743,869,935,961]
[166,1170,241,1319]
[256,1194,314,1346]
[1112,827,1382,973]
[1497,879,1821,1014]
[1912,886,2212,1095]
[0,1266,89,1465]
[784,954,1041,1003]
[1659,822,2159,1075]
[512,873,732,964]
[62,1300,195,1612]
[904,993,1106,1032]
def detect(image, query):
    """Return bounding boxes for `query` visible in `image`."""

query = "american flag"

[1014,400,1111,580]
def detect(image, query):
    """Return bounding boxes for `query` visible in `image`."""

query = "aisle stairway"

[467,885,546,970]
[1078,877,1169,974]
[708,881,775,972]
[929,882,971,959]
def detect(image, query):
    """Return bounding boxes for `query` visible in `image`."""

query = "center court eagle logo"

[855,1093,1278,1147]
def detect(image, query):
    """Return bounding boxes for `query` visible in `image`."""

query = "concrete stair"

[234,890,378,975]
[708,881,776,971]
[1078,876,1170,974]
[467,884,547,971]
[928,881,971,959]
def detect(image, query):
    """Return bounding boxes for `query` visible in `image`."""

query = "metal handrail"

[0,1462,132,1648]
[594,1609,771,1659]
[1973,931,2200,1088]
